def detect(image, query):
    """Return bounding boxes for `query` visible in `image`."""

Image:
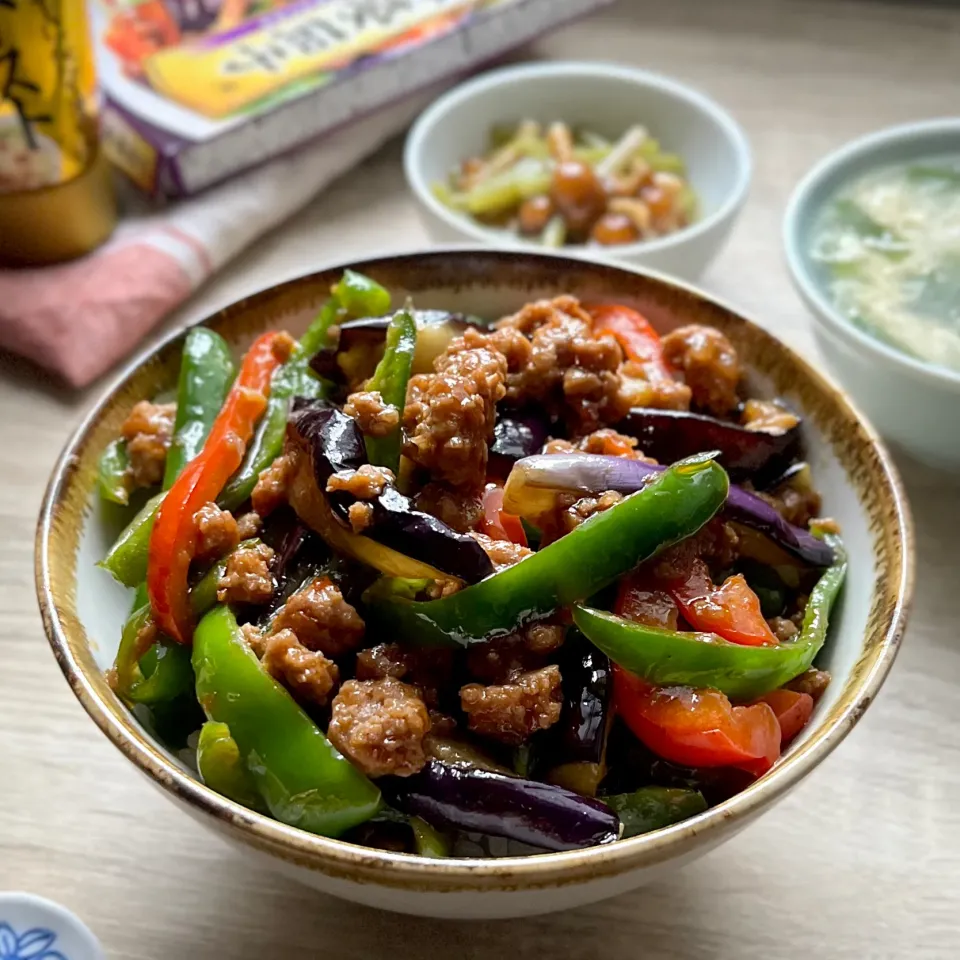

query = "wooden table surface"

[3,1,959,956]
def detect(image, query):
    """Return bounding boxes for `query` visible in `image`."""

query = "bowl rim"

[783,116,960,391]
[36,246,913,893]
[403,60,753,259]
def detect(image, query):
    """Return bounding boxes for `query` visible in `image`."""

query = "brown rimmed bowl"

[36,249,913,919]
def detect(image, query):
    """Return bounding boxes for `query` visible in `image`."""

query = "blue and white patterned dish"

[0,895,103,960]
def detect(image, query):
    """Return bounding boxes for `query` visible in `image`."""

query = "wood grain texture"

[2,0,959,956]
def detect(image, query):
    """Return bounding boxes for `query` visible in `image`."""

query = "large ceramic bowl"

[784,118,960,470]
[36,250,912,920]
[404,62,752,280]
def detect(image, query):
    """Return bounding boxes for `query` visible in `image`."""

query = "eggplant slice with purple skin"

[544,636,613,797]
[618,407,800,485]
[381,759,622,852]
[505,453,834,568]
[489,407,552,476]
[288,401,494,584]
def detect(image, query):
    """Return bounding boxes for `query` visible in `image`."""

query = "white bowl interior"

[406,64,750,254]
[78,278,875,776]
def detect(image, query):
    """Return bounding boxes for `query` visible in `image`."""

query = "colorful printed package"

[93,0,615,198]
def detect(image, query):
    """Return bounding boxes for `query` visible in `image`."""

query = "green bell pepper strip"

[112,542,258,705]
[101,331,235,585]
[163,328,236,488]
[603,787,707,838]
[100,492,164,588]
[197,721,267,812]
[102,270,391,581]
[113,604,193,705]
[218,318,328,511]
[410,816,451,858]
[190,538,260,613]
[100,330,233,562]
[366,455,729,647]
[335,269,392,318]
[362,308,416,475]
[218,269,391,511]
[98,439,130,505]
[573,531,846,701]
[193,605,381,836]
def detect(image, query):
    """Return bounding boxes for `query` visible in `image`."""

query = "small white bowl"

[404,61,752,280]
[784,118,960,470]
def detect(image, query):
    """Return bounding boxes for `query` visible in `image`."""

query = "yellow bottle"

[0,0,116,266]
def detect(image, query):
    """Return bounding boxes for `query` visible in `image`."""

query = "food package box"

[93,0,616,199]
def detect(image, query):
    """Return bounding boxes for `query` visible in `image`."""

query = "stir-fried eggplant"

[288,402,494,584]
[382,760,622,852]
[619,407,800,484]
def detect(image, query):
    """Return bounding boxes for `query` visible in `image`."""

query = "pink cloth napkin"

[0,91,433,388]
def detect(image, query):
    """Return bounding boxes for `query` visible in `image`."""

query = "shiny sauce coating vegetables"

[98,273,842,858]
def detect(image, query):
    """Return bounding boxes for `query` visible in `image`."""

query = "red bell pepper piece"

[588,304,673,375]
[480,483,528,547]
[613,665,781,777]
[148,332,287,643]
[757,688,814,745]
[665,558,779,647]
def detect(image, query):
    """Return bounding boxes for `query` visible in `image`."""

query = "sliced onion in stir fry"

[504,453,834,567]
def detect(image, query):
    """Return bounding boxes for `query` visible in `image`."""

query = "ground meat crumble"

[193,502,239,564]
[468,531,532,571]
[768,616,800,642]
[269,576,365,657]
[328,678,431,777]
[261,628,340,707]
[403,328,507,488]
[652,518,741,580]
[616,358,692,411]
[252,451,296,516]
[465,621,566,684]
[344,390,400,438]
[662,324,742,416]
[326,463,395,499]
[355,643,454,708]
[460,665,563,745]
[240,622,264,653]
[786,668,832,702]
[545,428,657,462]
[495,296,623,435]
[217,542,276,605]
[236,511,262,539]
[120,400,176,490]
[741,398,800,434]
[347,501,375,534]
[535,488,625,546]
